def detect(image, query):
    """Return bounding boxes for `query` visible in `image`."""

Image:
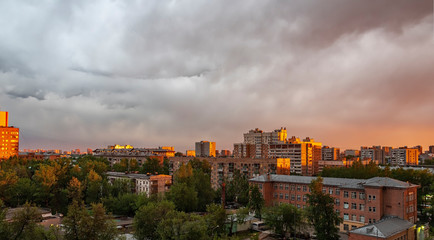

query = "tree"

[156,211,208,240]
[193,170,215,211]
[306,177,341,240]
[248,185,265,220]
[205,204,227,237]
[7,202,48,240]
[166,182,198,212]
[264,203,304,237]
[140,158,162,175]
[63,200,117,240]
[134,200,175,240]
[226,169,250,206]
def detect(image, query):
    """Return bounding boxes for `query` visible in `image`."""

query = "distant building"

[234,127,287,158]
[195,141,216,157]
[169,157,290,189]
[186,150,195,157]
[219,149,231,157]
[429,145,434,154]
[250,174,418,232]
[322,146,340,161]
[106,171,172,197]
[390,148,419,166]
[94,145,175,166]
[360,146,385,164]
[345,150,360,157]
[0,111,19,160]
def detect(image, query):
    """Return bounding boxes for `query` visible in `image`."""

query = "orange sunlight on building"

[0,111,19,160]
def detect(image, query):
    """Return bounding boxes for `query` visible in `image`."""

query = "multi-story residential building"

[94,145,175,166]
[360,146,385,164]
[186,150,195,157]
[345,150,360,157]
[106,172,172,196]
[429,145,434,154]
[249,174,418,232]
[195,141,216,157]
[390,148,419,166]
[169,157,290,189]
[267,137,322,176]
[0,111,19,160]
[233,128,287,158]
[322,146,340,161]
[318,158,378,173]
[219,150,231,157]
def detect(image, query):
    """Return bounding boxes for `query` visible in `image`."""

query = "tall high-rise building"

[234,127,287,158]
[360,146,385,164]
[195,141,216,157]
[0,111,19,160]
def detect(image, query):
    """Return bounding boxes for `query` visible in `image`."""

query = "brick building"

[348,217,415,240]
[249,174,418,232]
[106,172,172,196]
[169,157,291,189]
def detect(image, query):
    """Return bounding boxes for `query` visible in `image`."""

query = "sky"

[1,0,433,153]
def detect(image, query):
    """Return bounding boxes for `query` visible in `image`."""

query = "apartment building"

[322,146,340,161]
[0,111,19,160]
[267,137,322,176]
[195,141,216,157]
[233,128,287,158]
[94,145,175,166]
[390,148,419,166]
[249,174,418,232]
[169,157,290,189]
[106,172,172,196]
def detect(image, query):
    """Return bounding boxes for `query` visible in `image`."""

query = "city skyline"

[1,1,433,152]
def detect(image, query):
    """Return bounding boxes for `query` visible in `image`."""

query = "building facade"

[249,174,418,232]
[94,145,175,166]
[322,146,340,161]
[233,128,287,158]
[390,148,419,166]
[195,141,216,157]
[0,111,19,160]
[169,157,291,189]
[106,172,172,196]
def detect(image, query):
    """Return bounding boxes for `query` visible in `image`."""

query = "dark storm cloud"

[0,0,433,151]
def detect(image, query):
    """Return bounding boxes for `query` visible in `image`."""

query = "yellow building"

[0,111,19,160]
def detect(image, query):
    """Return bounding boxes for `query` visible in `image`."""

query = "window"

[343,224,349,231]
[369,207,372,212]
[285,184,289,190]
[291,194,295,201]
[297,185,301,191]
[368,195,371,201]
[368,219,372,224]
[409,205,414,213]
[335,199,340,206]
[344,202,349,209]
[373,207,376,212]
[351,225,357,230]
[351,214,357,221]
[343,213,349,220]
[409,192,414,201]
[336,188,340,195]
[329,188,333,194]
[322,188,326,193]
[359,192,365,200]
[372,195,376,200]
[285,194,289,200]
[303,185,307,192]
[297,204,300,208]
[360,215,365,223]
[279,193,283,199]
[291,185,295,190]
[274,193,278,199]
[303,195,307,202]
[359,204,365,211]
[351,192,357,199]
[279,184,283,190]
[351,203,357,210]
[297,195,301,201]
[336,209,340,214]
[274,184,278,190]
[344,191,349,198]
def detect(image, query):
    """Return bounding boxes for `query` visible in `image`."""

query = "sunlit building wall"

[322,146,340,161]
[195,141,216,157]
[390,148,419,166]
[237,127,287,158]
[0,111,19,160]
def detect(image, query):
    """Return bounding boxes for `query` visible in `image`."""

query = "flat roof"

[349,217,415,238]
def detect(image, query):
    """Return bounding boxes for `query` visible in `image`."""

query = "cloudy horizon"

[1,0,433,152]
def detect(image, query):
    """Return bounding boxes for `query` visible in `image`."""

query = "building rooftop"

[249,174,418,189]
[349,217,415,238]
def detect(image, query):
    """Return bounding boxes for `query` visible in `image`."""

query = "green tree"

[156,211,208,240]
[248,185,265,220]
[226,170,250,206]
[7,202,48,240]
[140,158,162,175]
[134,200,175,240]
[306,177,341,240]
[264,203,304,237]
[205,204,227,237]
[166,182,198,212]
